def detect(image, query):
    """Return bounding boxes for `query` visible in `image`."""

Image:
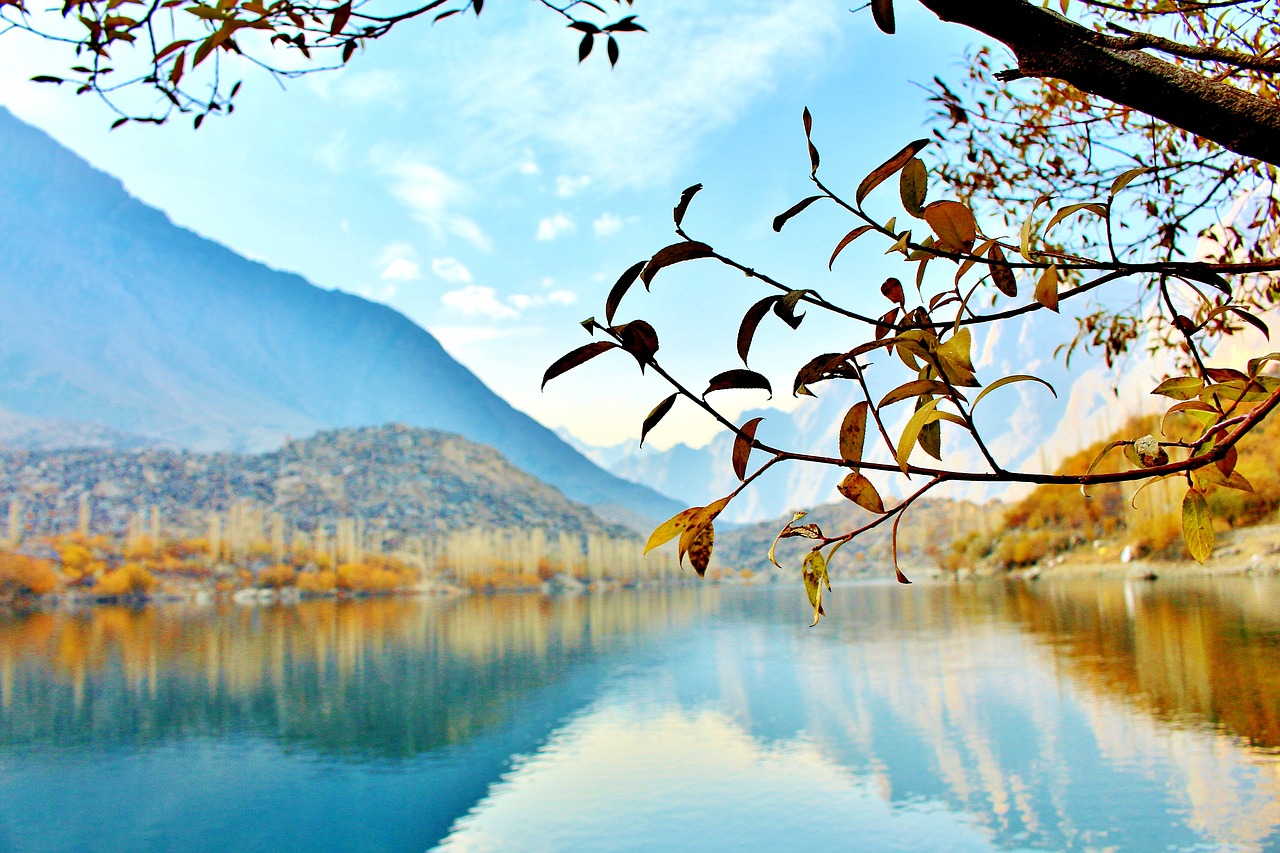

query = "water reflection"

[0,579,1277,852]
[0,591,717,758]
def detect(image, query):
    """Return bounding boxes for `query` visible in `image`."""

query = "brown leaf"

[641,241,713,287]
[871,0,895,33]
[773,195,824,232]
[837,471,885,513]
[704,369,772,398]
[732,417,764,481]
[987,244,1017,297]
[856,139,931,205]
[639,394,677,448]
[673,183,702,228]
[1034,264,1059,312]
[829,225,876,270]
[605,260,646,324]
[542,341,618,389]
[880,277,905,306]
[839,402,868,465]
[737,297,778,364]
[922,200,977,254]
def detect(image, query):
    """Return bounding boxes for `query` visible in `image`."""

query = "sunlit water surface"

[1,578,1278,852]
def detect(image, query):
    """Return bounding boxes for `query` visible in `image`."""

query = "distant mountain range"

[0,424,627,541]
[0,108,680,528]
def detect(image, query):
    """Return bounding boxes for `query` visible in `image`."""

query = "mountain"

[0,108,680,527]
[0,424,628,540]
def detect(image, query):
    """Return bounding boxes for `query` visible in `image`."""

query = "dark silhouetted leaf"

[829,225,875,270]
[737,296,778,364]
[773,195,823,232]
[774,288,815,329]
[704,369,772,398]
[673,183,702,228]
[732,416,764,481]
[640,393,677,447]
[988,244,1017,297]
[641,241,714,287]
[871,0,895,33]
[881,277,905,306]
[578,32,593,62]
[329,1,351,36]
[1176,266,1232,296]
[605,260,646,324]
[542,341,617,389]
[856,138,930,205]
[616,319,659,367]
[607,35,619,66]
[793,352,855,396]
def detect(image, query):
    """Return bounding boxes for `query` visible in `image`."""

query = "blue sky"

[0,1,987,450]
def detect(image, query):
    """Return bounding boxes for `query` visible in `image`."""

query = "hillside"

[0,108,679,526]
[0,425,627,543]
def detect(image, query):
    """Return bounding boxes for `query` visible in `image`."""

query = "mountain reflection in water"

[0,579,1277,852]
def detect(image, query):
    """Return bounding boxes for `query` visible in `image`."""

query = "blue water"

[0,579,1277,851]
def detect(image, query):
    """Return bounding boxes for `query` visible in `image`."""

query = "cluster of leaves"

[8,0,641,127]
[924,0,1280,364]
[545,102,1280,622]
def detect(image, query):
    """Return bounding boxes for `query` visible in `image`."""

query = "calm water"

[0,578,1278,852]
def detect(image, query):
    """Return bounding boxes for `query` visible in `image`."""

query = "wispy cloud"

[555,174,591,197]
[431,256,473,284]
[436,0,845,189]
[383,157,492,251]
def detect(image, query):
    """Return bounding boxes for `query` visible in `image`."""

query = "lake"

[0,577,1278,852]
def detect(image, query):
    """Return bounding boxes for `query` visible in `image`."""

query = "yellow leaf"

[838,402,868,465]
[1181,487,1214,563]
[1035,265,1059,312]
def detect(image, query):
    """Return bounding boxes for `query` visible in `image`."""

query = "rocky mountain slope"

[0,424,626,541]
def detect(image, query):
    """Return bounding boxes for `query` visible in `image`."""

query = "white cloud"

[383,158,493,251]
[429,325,535,351]
[380,258,421,282]
[508,289,578,311]
[593,212,623,237]
[555,174,591,197]
[309,69,407,105]
[519,160,541,175]
[442,285,518,320]
[431,256,474,284]
[536,213,576,242]
[375,242,422,281]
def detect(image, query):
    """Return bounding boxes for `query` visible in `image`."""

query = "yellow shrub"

[257,564,298,588]
[0,552,61,596]
[297,569,337,593]
[92,563,157,597]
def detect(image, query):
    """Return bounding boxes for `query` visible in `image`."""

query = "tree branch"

[914,0,1280,167]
